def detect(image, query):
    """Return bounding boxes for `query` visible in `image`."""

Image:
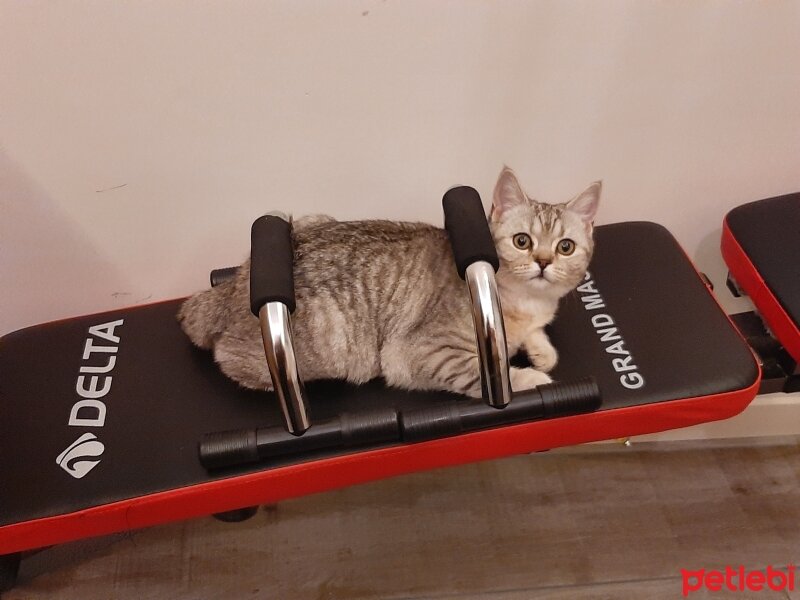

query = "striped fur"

[178,168,600,398]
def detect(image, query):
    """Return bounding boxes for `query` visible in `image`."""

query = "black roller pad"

[0,222,758,528]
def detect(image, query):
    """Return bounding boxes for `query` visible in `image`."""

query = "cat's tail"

[177,287,227,350]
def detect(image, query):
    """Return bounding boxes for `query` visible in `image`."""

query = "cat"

[178,167,600,398]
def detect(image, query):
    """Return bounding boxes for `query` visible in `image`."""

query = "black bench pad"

[722,193,800,362]
[0,222,759,554]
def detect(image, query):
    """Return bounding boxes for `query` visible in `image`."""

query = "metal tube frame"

[252,221,510,430]
[258,302,310,435]
[464,261,512,408]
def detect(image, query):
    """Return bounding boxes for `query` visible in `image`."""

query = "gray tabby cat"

[178,167,600,398]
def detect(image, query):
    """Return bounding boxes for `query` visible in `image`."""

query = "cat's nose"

[536,259,551,271]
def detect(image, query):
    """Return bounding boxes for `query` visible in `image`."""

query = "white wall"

[2,0,799,336]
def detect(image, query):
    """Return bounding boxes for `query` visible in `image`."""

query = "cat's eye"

[512,233,532,250]
[557,239,576,256]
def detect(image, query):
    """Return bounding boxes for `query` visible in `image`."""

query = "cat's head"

[489,167,600,298]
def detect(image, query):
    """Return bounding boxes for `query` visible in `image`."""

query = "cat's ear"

[491,166,528,220]
[566,181,601,226]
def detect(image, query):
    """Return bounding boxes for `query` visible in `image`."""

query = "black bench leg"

[212,505,259,523]
[0,552,21,594]
[726,272,743,297]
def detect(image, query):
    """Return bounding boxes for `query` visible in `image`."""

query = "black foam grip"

[199,379,601,470]
[339,409,402,446]
[200,409,402,470]
[249,216,296,315]
[400,403,463,442]
[210,266,238,288]
[199,429,259,470]
[536,378,602,417]
[442,186,499,279]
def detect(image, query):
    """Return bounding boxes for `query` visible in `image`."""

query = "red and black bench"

[722,192,800,393]
[0,188,761,592]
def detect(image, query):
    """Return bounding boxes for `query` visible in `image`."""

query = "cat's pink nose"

[537,259,551,271]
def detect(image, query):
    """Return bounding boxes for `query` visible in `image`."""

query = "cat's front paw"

[510,367,552,392]
[528,342,558,373]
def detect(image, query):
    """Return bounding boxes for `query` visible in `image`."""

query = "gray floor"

[7,438,800,599]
